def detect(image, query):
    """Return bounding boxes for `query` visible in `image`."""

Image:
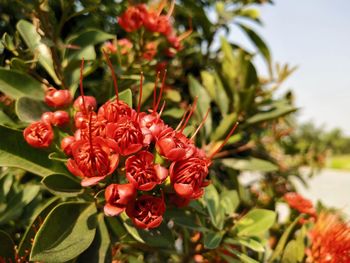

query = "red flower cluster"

[306,212,350,263]
[284,192,317,218]
[23,54,238,229]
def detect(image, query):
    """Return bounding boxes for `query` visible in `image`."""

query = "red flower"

[117,38,133,55]
[51,111,70,127]
[169,156,211,199]
[23,121,54,148]
[284,192,316,217]
[98,100,133,123]
[168,193,191,208]
[73,95,97,112]
[61,136,75,156]
[125,151,168,191]
[104,183,136,216]
[156,127,195,161]
[44,87,72,108]
[126,195,166,229]
[74,112,106,140]
[118,4,148,32]
[142,42,157,61]
[306,212,350,263]
[139,111,166,142]
[41,112,53,124]
[66,137,119,186]
[105,117,144,156]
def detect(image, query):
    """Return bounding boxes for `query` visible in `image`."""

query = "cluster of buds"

[104,1,191,61]
[23,53,237,229]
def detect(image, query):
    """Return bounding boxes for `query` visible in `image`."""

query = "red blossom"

[51,110,70,127]
[67,136,119,187]
[117,38,133,55]
[125,151,168,191]
[142,42,157,61]
[98,100,134,123]
[104,183,136,216]
[284,192,316,217]
[169,156,211,199]
[41,112,53,125]
[23,121,54,149]
[105,117,144,156]
[44,87,72,108]
[118,4,148,32]
[126,195,166,229]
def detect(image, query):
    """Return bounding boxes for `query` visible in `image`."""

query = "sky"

[224,0,350,135]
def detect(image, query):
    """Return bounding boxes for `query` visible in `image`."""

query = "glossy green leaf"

[0,126,68,177]
[211,113,237,141]
[118,89,133,107]
[224,245,259,263]
[16,20,60,84]
[0,230,15,261]
[204,184,224,230]
[18,197,60,256]
[281,240,302,263]
[0,68,44,99]
[203,231,224,249]
[163,108,185,119]
[0,184,40,224]
[164,89,181,103]
[225,237,265,252]
[30,202,97,262]
[65,29,114,61]
[268,215,302,263]
[16,97,50,123]
[165,209,208,232]
[247,102,298,125]
[41,174,83,197]
[221,157,278,172]
[235,209,276,237]
[188,75,212,136]
[220,190,239,216]
[78,213,111,263]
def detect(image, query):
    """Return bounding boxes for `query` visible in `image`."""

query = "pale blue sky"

[223,0,350,134]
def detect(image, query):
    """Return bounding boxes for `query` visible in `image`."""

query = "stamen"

[209,122,239,159]
[158,101,166,116]
[179,96,198,133]
[176,107,190,130]
[154,70,167,112]
[191,107,211,140]
[167,0,176,18]
[103,50,119,101]
[79,58,87,114]
[153,71,160,111]
[157,0,167,16]
[137,72,144,116]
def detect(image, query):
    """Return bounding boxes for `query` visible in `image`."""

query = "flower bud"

[73,96,97,112]
[104,183,136,216]
[41,112,54,125]
[23,121,54,148]
[61,136,75,156]
[52,111,70,127]
[45,87,72,108]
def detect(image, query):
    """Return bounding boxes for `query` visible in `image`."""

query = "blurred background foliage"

[0,0,348,262]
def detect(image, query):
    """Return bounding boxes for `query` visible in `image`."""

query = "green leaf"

[211,113,237,141]
[221,157,278,172]
[238,24,271,73]
[204,185,224,230]
[18,197,60,257]
[41,174,83,197]
[225,237,265,253]
[246,102,298,124]
[16,20,60,84]
[0,110,18,128]
[163,108,185,119]
[30,202,97,262]
[164,209,208,232]
[164,89,181,103]
[220,190,239,216]
[16,97,50,123]
[203,231,224,249]
[0,126,68,177]
[0,184,40,224]
[65,29,114,61]
[119,89,132,107]
[234,209,276,237]
[0,68,44,99]
[281,240,302,263]
[268,215,302,263]
[188,75,212,137]
[0,230,16,261]
[78,213,111,263]
[224,245,259,263]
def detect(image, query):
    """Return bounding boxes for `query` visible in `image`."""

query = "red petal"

[154,164,168,182]
[174,183,194,198]
[104,203,125,216]
[81,176,105,187]
[66,159,84,178]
